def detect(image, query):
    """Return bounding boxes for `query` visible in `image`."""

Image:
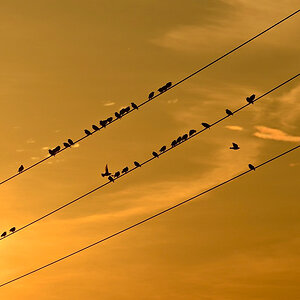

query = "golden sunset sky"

[0,1,299,299]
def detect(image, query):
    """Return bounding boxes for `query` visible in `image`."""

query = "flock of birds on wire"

[3,87,256,239]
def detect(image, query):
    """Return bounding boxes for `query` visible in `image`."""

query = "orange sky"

[0,1,299,299]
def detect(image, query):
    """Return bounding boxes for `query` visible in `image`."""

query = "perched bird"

[99,120,107,127]
[158,87,166,93]
[125,106,130,113]
[84,129,92,135]
[165,82,172,88]
[63,142,70,148]
[18,165,24,173]
[122,167,129,174]
[107,117,113,123]
[246,94,255,104]
[108,175,114,182]
[182,134,188,141]
[131,102,138,110]
[134,161,141,167]
[159,145,167,152]
[1,232,7,238]
[114,171,120,178]
[230,142,240,150]
[50,146,61,156]
[9,227,16,233]
[92,124,99,131]
[171,140,177,147]
[152,151,159,158]
[68,139,74,145]
[115,112,121,119]
[189,129,196,136]
[101,164,111,177]
[48,149,54,156]
[226,109,233,116]
[148,91,155,99]
[177,136,182,143]
[202,122,211,129]
[120,108,127,115]
[248,164,256,171]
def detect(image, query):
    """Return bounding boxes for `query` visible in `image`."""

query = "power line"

[0,144,299,288]
[1,73,298,242]
[1,9,298,186]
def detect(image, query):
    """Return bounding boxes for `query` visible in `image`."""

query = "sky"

[0,0,299,299]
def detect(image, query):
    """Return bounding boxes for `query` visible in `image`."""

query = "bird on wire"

[18,165,24,173]
[101,164,111,177]
[230,143,240,150]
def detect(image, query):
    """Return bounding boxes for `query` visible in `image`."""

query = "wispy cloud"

[225,125,243,131]
[26,138,35,144]
[254,126,300,142]
[104,102,115,107]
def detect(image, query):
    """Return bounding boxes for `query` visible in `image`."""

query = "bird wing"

[232,143,238,148]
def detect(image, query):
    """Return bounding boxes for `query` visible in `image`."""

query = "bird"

[171,140,177,147]
[68,139,74,145]
[84,129,92,135]
[230,142,240,150]
[246,94,255,104]
[1,232,7,238]
[48,149,54,156]
[158,87,166,93]
[122,167,129,174]
[159,145,167,152]
[226,109,233,116]
[63,142,70,148]
[189,129,196,136]
[182,134,188,141]
[92,124,99,131]
[248,164,256,171]
[18,165,24,173]
[148,91,155,99]
[107,117,113,123]
[101,164,111,177]
[134,161,141,167]
[9,227,16,233]
[51,146,61,155]
[177,136,182,143]
[152,151,159,158]
[202,122,211,129]
[115,112,121,119]
[125,106,130,113]
[165,82,172,88]
[120,108,127,115]
[114,171,120,178]
[131,102,138,110]
[108,175,114,182]
[99,120,107,127]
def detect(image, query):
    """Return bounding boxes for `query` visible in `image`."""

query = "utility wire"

[1,73,298,242]
[1,9,298,186]
[0,144,299,288]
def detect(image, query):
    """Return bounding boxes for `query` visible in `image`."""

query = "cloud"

[167,98,178,104]
[225,125,243,131]
[254,126,300,142]
[16,149,25,152]
[26,138,35,144]
[104,102,115,107]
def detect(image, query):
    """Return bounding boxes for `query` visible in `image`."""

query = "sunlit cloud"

[31,156,40,160]
[42,146,50,150]
[16,149,25,153]
[73,143,80,148]
[254,126,300,142]
[104,102,115,107]
[225,125,243,131]
[26,138,35,144]
[167,98,179,104]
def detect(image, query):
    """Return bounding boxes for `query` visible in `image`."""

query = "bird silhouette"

[92,124,99,131]
[152,151,159,158]
[189,129,196,136]
[101,164,111,177]
[160,145,167,152]
[99,120,107,127]
[108,175,114,182]
[131,102,138,110]
[114,171,120,178]
[18,165,24,173]
[9,227,16,233]
[230,142,240,150]
[226,109,233,116]
[202,122,211,129]
[165,82,172,89]
[1,232,6,238]
[84,129,92,135]
[68,139,74,145]
[148,91,154,99]
[248,164,256,171]
[177,136,182,143]
[50,146,60,156]
[63,142,70,148]
[182,134,188,141]
[125,106,130,113]
[134,161,141,167]
[171,140,177,147]
[120,108,127,115]
[48,149,54,156]
[158,87,166,93]
[246,94,255,104]
[122,167,129,173]
[115,112,121,119]
[107,117,113,123]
